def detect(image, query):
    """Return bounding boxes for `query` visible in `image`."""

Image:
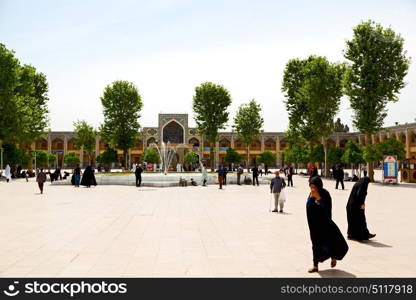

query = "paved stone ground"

[0,175,415,278]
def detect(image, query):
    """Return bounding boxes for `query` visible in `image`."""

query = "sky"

[1,0,415,132]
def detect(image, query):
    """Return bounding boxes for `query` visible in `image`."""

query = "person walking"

[223,166,228,185]
[307,176,349,273]
[74,164,81,187]
[236,165,243,185]
[80,166,97,188]
[270,171,286,213]
[217,165,225,189]
[287,165,294,187]
[201,164,208,186]
[252,165,259,186]
[135,164,143,187]
[346,177,376,240]
[36,168,47,194]
[335,165,345,190]
[4,164,11,182]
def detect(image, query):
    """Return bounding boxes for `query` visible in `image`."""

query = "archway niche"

[163,121,184,144]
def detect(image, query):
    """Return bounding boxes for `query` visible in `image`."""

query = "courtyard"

[1,175,415,278]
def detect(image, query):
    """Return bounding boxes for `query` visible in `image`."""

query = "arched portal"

[163,121,184,144]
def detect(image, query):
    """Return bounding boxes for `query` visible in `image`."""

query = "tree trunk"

[210,142,215,172]
[246,144,250,172]
[323,137,329,178]
[366,133,375,182]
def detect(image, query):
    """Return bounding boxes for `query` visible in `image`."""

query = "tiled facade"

[28,114,416,167]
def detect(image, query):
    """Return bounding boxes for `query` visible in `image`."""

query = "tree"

[327,146,345,166]
[33,150,54,168]
[362,144,382,166]
[100,80,143,168]
[96,148,118,172]
[256,151,276,173]
[192,82,232,171]
[377,137,406,160]
[184,151,199,170]
[282,56,345,177]
[233,99,264,172]
[3,143,31,167]
[143,148,160,168]
[344,20,410,181]
[282,145,308,172]
[224,147,242,165]
[342,140,364,175]
[64,152,80,168]
[334,118,349,132]
[309,144,325,172]
[0,43,49,147]
[73,120,96,165]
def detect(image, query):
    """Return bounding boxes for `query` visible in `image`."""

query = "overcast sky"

[1,0,415,132]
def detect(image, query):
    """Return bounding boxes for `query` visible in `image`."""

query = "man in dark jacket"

[36,169,47,194]
[270,171,286,212]
[217,165,225,189]
[236,165,244,185]
[135,164,143,187]
[252,165,259,186]
[335,165,345,190]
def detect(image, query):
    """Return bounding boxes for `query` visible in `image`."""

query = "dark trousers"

[136,176,142,187]
[237,174,241,185]
[38,182,44,194]
[252,175,259,186]
[218,176,223,189]
[336,179,344,190]
[287,175,293,187]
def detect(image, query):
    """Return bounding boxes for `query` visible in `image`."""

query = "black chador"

[307,177,349,271]
[346,177,376,240]
[80,166,97,188]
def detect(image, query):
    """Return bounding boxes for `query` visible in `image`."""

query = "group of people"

[306,175,376,272]
[1,164,36,182]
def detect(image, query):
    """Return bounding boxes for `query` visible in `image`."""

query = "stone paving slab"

[0,175,415,277]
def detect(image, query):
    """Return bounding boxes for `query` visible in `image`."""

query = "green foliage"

[233,99,263,146]
[377,138,406,161]
[96,148,118,164]
[224,148,242,164]
[143,148,160,164]
[282,56,345,144]
[0,43,49,145]
[73,120,96,162]
[100,80,143,166]
[362,144,382,163]
[64,152,80,167]
[309,144,325,163]
[282,145,308,165]
[256,151,276,165]
[344,20,410,135]
[33,150,49,168]
[184,151,199,164]
[192,82,232,142]
[342,140,364,165]
[327,146,345,165]
[334,118,349,132]
[3,143,31,166]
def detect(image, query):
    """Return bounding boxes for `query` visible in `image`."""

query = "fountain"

[149,141,179,175]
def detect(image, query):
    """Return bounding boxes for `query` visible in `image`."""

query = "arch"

[67,138,78,151]
[234,139,244,150]
[52,138,64,150]
[399,132,406,144]
[339,138,348,148]
[411,131,416,144]
[147,137,157,147]
[134,139,143,149]
[280,139,288,149]
[219,137,231,148]
[162,120,184,144]
[189,137,200,146]
[264,138,276,151]
[36,138,48,150]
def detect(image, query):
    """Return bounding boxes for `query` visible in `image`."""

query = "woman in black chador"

[307,177,349,273]
[80,166,97,188]
[346,177,376,240]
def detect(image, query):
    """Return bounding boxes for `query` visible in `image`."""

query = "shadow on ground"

[318,269,356,278]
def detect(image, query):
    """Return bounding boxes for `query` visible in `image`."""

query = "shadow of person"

[357,240,392,248]
[318,269,356,278]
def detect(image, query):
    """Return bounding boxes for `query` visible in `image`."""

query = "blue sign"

[383,155,398,183]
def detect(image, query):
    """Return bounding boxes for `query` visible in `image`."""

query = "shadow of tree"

[318,269,357,278]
